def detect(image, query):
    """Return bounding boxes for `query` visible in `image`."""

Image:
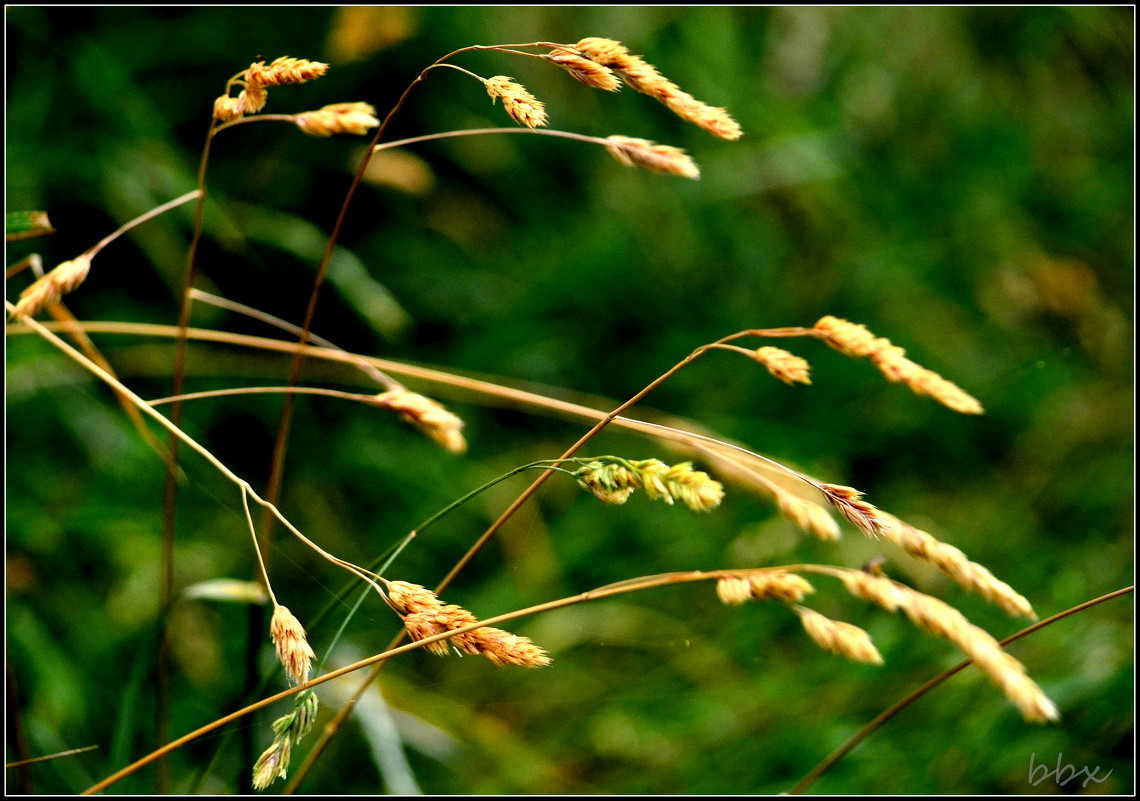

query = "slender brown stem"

[786,585,1135,795]
[5,745,99,769]
[158,123,215,794]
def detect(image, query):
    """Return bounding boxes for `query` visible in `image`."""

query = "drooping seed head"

[794,606,883,665]
[605,136,700,179]
[752,346,812,385]
[547,48,622,92]
[295,102,380,136]
[247,56,329,88]
[372,390,467,454]
[10,254,93,319]
[270,605,316,685]
[484,75,548,128]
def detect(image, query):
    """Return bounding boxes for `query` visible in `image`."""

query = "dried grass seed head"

[819,482,891,537]
[876,513,1037,618]
[403,602,551,667]
[794,605,883,665]
[213,94,244,122]
[717,570,815,605]
[295,102,380,136]
[10,254,93,319]
[547,48,622,91]
[270,605,316,685]
[813,315,983,414]
[605,135,700,179]
[387,580,445,615]
[837,571,1057,722]
[484,75,548,128]
[752,346,812,385]
[372,390,467,454]
[247,56,329,87]
[574,37,742,140]
[775,490,842,540]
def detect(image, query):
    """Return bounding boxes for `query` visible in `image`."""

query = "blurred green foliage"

[6,6,1133,795]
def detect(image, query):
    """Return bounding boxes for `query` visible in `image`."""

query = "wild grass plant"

[6,8,1133,796]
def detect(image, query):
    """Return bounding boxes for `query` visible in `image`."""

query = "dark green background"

[6,6,1133,795]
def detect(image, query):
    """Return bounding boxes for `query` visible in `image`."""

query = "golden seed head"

[213,94,244,122]
[795,606,883,665]
[547,48,622,91]
[237,83,269,115]
[247,56,329,88]
[813,316,983,414]
[775,491,841,540]
[10,254,93,319]
[575,37,742,140]
[752,346,812,385]
[835,569,1056,722]
[270,605,316,685]
[717,571,815,605]
[372,390,467,454]
[819,483,891,537]
[605,135,700,180]
[456,627,552,668]
[875,514,1036,618]
[574,37,633,67]
[295,102,380,137]
[387,580,444,615]
[484,75,548,128]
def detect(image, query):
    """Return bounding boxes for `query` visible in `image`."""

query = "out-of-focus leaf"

[6,211,55,242]
[181,578,268,605]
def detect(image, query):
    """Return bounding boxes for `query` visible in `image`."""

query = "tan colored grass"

[547,48,622,92]
[9,254,93,319]
[269,605,316,685]
[605,136,700,179]
[574,37,742,140]
[213,94,244,122]
[774,488,842,540]
[813,316,983,414]
[819,482,891,537]
[371,390,467,454]
[295,102,380,137]
[386,580,445,614]
[716,570,815,605]
[395,587,551,667]
[875,513,1036,618]
[237,83,268,115]
[818,484,1035,617]
[794,605,884,664]
[484,75,548,128]
[836,570,1057,722]
[752,346,812,385]
[247,56,329,87]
